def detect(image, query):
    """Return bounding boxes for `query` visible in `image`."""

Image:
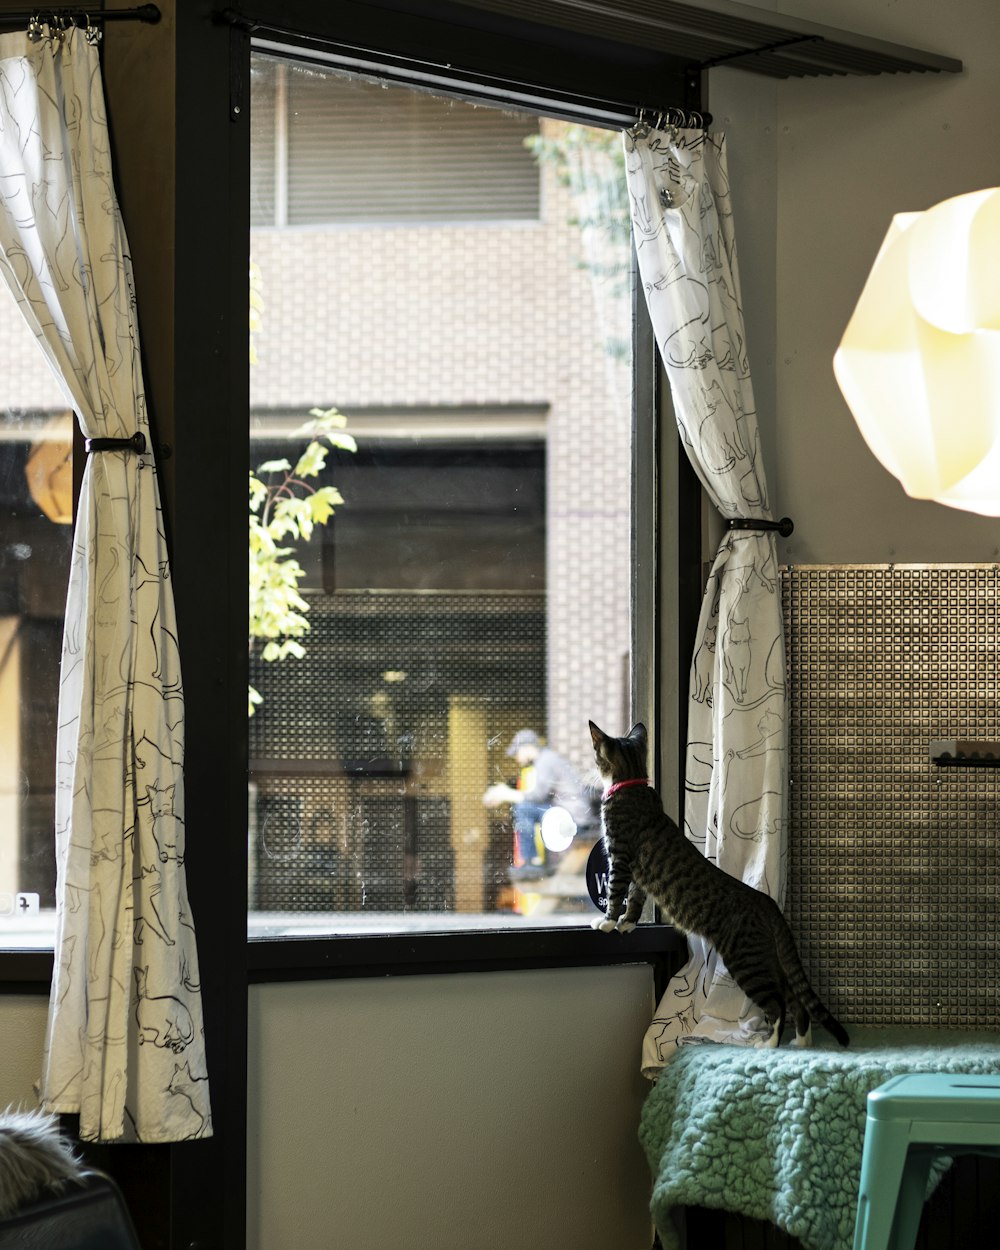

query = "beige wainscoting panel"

[0,996,49,1109]
[248,965,654,1250]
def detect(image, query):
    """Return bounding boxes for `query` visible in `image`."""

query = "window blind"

[251,59,541,226]
[250,63,277,227]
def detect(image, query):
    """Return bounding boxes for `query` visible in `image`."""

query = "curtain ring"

[85,14,102,44]
[45,12,69,41]
[26,13,44,41]
[627,109,649,141]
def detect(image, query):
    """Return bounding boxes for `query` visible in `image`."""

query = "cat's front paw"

[616,920,636,934]
[591,916,617,933]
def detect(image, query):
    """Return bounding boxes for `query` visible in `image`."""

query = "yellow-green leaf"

[293,440,329,479]
[308,486,343,525]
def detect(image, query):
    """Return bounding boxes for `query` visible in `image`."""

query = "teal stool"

[853,1072,1000,1250]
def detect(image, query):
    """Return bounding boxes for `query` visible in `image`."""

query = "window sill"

[0,920,682,990]
[248,922,681,982]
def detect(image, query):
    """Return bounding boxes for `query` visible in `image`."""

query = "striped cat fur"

[589,720,849,1049]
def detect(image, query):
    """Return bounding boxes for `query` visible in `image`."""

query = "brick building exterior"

[249,113,632,780]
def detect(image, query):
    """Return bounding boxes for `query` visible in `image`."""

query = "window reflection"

[248,57,633,934]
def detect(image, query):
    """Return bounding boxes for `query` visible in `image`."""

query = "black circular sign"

[586,839,611,913]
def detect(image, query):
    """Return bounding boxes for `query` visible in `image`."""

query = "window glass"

[248,54,634,935]
[0,286,72,950]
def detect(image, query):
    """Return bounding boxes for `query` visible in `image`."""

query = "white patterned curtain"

[623,126,788,1073]
[0,25,211,1141]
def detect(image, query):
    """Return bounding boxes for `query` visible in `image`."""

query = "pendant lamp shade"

[833,187,1000,516]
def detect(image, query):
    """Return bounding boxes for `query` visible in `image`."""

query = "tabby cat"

[589,720,849,1048]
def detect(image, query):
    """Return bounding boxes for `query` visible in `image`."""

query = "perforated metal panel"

[249,590,545,913]
[782,565,1000,1030]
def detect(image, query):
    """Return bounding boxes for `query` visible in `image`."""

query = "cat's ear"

[588,720,606,748]
[627,723,647,745]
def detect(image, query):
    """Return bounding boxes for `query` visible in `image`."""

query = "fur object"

[0,1109,84,1218]
[641,1030,1000,1250]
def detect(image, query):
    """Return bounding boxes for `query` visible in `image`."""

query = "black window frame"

[0,5,704,1247]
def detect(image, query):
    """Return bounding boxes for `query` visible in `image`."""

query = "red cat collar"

[603,778,651,800]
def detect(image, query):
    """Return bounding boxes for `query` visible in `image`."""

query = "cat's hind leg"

[791,1001,813,1047]
[763,1001,786,1049]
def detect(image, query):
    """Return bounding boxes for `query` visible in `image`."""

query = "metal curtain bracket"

[727,516,794,537]
[691,34,823,74]
[84,431,147,455]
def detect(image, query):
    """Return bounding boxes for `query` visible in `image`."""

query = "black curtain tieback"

[84,431,147,455]
[726,516,794,537]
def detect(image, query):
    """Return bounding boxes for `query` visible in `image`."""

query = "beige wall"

[247,966,654,1250]
[0,996,48,1110]
[711,0,1000,566]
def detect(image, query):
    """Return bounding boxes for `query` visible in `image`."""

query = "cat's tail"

[810,1002,850,1047]
[774,917,850,1047]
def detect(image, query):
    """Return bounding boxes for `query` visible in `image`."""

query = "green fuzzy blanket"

[640,1029,1000,1250]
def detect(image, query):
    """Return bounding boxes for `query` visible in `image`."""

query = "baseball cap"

[506,729,541,756]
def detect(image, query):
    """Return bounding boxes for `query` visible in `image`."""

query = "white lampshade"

[833,187,1000,516]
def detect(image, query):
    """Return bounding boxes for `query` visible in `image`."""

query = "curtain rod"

[0,4,160,29]
[221,9,711,130]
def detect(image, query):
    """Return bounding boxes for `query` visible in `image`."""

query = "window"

[0,286,72,951]
[248,55,640,937]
